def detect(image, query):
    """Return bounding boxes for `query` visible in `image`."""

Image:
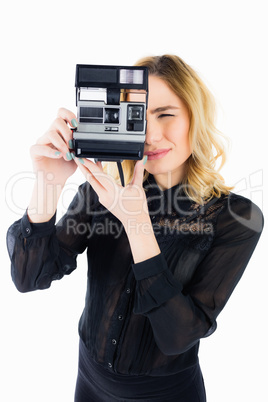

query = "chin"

[145,165,171,176]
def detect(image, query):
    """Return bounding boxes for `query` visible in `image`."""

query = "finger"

[130,156,147,187]
[81,159,117,191]
[96,161,103,171]
[57,107,78,128]
[30,144,64,160]
[50,117,74,145]
[37,129,72,161]
[74,158,107,196]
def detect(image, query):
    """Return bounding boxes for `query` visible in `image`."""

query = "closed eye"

[158,114,174,118]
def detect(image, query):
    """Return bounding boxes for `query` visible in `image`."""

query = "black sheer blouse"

[7,174,264,376]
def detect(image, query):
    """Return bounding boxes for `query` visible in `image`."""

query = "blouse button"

[118,315,124,320]
[126,288,131,294]
[108,362,112,368]
[112,339,117,345]
[25,228,31,235]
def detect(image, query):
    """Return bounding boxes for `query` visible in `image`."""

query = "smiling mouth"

[144,149,171,160]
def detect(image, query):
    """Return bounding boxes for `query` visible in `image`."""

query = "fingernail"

[71,152,75,159]
[55,151,61,156]
[68,139,74,149]
[66,152,72,161]
[143,155,148,165]
[71,118,78,128]
[78,158,84,164]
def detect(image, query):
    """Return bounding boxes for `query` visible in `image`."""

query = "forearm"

[130,252,213,355]
[123,214,160,263]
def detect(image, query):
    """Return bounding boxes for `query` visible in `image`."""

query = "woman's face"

[144,75,192,190]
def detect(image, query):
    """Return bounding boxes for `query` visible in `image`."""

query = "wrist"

[123,215,160,264]
[27,178,64,223]
[122,212,151,233]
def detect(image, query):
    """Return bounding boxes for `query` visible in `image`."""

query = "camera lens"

[104,108,120,124]
[128,106,143,120]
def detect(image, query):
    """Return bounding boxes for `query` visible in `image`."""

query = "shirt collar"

[143,173,195,218]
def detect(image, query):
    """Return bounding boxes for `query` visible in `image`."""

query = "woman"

[7,55,264,401]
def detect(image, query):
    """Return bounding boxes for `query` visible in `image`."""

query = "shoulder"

[214,192,264,240]
[62,181,101,218]
[77,181,99,205]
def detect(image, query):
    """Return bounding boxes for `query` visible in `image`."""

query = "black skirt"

[74,339,206,402]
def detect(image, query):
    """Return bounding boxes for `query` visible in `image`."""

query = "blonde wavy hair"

[103,54,233,204]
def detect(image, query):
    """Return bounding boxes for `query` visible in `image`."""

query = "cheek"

[169,120,191,150]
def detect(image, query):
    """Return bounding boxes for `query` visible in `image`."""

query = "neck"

[152,165,187,191]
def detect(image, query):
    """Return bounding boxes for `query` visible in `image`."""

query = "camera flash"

[120,69,144,85]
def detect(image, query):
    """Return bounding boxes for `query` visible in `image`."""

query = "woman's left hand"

[74,157,149,228]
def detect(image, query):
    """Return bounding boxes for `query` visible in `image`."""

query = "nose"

[145,117,163,146]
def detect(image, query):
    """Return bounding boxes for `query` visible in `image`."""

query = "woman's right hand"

[30,108,78,185]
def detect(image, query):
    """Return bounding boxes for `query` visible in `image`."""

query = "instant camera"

[72,64,148,185]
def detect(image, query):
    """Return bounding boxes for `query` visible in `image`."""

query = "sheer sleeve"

[6,182,97,293]
[131,195,264,356]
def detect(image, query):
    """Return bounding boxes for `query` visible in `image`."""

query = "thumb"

[131,156,147,186]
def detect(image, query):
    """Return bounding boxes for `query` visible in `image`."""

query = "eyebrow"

[150,106,180,114]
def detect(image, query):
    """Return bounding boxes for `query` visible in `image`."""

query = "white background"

[1,1,267,401]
